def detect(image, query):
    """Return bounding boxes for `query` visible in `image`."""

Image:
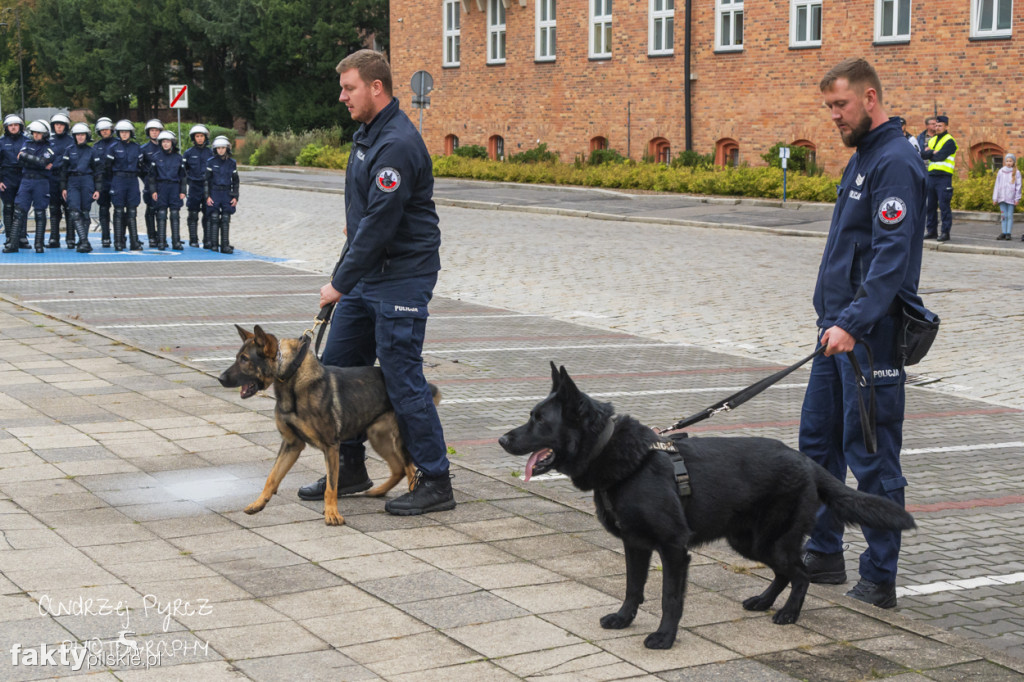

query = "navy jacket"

[48,132,74,178]
[93,136,117,177]
[0,131,27,178]
[813,117,927,340]
[60,142,105,191]
[183,144,213,184]
[204,155,239,197]
[331,98,441,295]
[106,140,145,177]
[18,138,55,180]
[146,149,186,195]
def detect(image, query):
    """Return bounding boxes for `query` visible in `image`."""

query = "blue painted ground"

[0,233,285,264]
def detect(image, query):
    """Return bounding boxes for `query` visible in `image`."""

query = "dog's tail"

[428,383,442,406]
[813,465,916,531]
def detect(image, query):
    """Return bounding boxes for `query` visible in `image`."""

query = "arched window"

[649,137,670,164]
[590,136,608,152]
[715,138,739,167]
[444,134,460,155]
[488,134,505,161]
[971,142,1004,172]
[793,139,816,166]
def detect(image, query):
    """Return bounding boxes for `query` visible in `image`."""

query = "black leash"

[845,345,878,454]
[313,241,350,359]
[658,345,826,433]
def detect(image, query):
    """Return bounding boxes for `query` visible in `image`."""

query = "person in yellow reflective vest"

[920,115,957,242]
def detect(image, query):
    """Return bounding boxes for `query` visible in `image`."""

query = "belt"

[113,171,138,176]
[156,179,180,184]
[68,172,92,176]
[24,173,47,180]
[212,184,231,189]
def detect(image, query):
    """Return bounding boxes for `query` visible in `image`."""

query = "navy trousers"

[798,313,908,584]
[321,273,449,477]
[925,174,953,237]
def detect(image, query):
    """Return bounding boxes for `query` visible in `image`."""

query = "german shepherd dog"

[219,325,440,525]
[499,363,915,649]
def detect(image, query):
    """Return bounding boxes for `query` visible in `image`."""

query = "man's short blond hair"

[337,50,393,97]
[819,58,883,104]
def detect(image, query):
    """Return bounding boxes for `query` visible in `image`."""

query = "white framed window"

[590,0,612,58]
[537,0,556,60]
[649,0,674,55]
[443,0,460,66]
[488,0,507,64]
[715,0,743,51]
[875,0,911,42]
[791,0,822,47]
[972,0,1013,37]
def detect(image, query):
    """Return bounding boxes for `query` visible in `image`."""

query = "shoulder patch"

[375,167,401,193]
[878,197,907,228]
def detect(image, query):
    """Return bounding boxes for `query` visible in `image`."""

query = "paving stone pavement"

[0,172,1023,679]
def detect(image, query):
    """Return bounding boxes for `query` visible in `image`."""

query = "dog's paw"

[599,612,635,630]
[772,609,799,625]
[742,595,774,612]
[243,501,267,515]
[643,631,676,649]
[324,511,346,526]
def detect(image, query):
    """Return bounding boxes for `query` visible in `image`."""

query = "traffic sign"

[169,85,188,109]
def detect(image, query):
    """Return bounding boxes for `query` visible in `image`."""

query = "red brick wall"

[391,0,1023,175]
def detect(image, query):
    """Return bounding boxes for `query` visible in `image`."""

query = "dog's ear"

[556,365,579,399]
[550,361,560,389]
[252,325,279,358]
[235,324,254,342]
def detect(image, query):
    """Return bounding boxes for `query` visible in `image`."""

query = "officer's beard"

[841,113,873,148]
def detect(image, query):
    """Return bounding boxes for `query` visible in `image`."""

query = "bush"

[296,143,350,169]
[507,143,559,164]
[244,127,346,166]
[587,148,627,165]
[762,142,811,172]
[452,144,488,159]
[670,150,714,169]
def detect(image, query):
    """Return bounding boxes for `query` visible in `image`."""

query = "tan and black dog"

[218,324,440,525]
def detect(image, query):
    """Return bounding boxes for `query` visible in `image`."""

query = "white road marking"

[441,384,805,404]
[427,342,687,354]
[96,314,544,329]
[902,442,1024,455]
[897,572,1024,598]
[25,293,313,303]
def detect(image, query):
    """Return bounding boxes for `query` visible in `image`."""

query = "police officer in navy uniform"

[147,130,187,250]
[800,59,927,610]
[204,135,238,253]
[61,123,104,253]
[182,124,213,247]
[13,121,56,254]
[298,49,454,516]
[47,113,75,248]
[1,114,29,250]
[107,119,145,251]
[920,115,957,242]
[92,118,116,247]
[140,119,165,246]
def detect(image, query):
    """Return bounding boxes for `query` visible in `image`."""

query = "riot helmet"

[27,120,50,140]
[49,112,71,134]
[189,124,210,145]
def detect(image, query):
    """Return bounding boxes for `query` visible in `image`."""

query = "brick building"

[389,0,1021,175]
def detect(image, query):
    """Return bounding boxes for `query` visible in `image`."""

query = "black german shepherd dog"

[219,325,440,525]
[499,363,915,649]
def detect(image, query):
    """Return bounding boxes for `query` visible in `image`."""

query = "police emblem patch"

[878,197,907,228]
[375,167,401,193]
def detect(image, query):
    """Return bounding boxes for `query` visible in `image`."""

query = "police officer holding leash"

[298,49,454,516]
[800,58,930,610]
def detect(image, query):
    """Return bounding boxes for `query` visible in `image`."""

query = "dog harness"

[651,439,692,499]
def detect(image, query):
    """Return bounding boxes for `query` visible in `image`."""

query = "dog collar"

[277,336,311,382]
[589,416,617,458]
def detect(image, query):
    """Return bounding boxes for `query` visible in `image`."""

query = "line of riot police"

[1,113,239,254]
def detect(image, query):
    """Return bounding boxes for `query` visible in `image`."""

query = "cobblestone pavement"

[0,172,1023,679]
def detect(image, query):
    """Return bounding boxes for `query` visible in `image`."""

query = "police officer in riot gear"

[12,120,56,253]
[61,123,104,253]
[1,114,28,250]
[107,119,145,251]
[140,118,164,245]
[204,135,238,254]
[182,124,213,247]
[92,117,116,247]
[47,112,75,248]
[147,130,186,250]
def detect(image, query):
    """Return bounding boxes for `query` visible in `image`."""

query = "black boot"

[846,579,897,609]
[170,210,183,249]
[385,471,456,516]
[74,211,92,253]
[112,208,125,251]
[65,206,76,248]
[186,210,199,247]
[802,549,847,584]
[99,204,111,247]
[2,206,23,252]
[2,203,12,248]
[33,209,47,253]
[202,210,213,249]
[208,214,220,252]
[297,458,372,501]
[47,205,62,247]
[155,208,168,250]
[219,214,234,254]
[937,232,950,242]
[127,208,143,250]
[144,206,157,245]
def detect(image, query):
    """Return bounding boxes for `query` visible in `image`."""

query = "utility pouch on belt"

[898,300,940,367]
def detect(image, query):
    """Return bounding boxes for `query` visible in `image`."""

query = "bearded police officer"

[800,59,927,609]
[298,49,454,516]
[920,115,957,242]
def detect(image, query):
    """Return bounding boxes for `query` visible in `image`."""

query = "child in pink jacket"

[993,153,1022,240]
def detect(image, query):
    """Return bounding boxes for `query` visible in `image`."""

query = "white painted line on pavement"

[897,571,1024,598]
[902,442,1024,455]
[97,313,546,329]
[25,293,313,303]
[441,384,806,404]
[427,342,686,354]
[0,273,324,282]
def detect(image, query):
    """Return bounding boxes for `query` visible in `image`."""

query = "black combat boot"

[99,205,111,247]
[47,205,62,247]
[802,549,847,584]
[385,471,456,516]
[219,214,234,254]
[112,208,125,251]
[207,214,220,253]
[155,208,168,250]
[2,203,12,248]
[144,206,157,246]
[74,211,92,253]
[127,208,143,251]
[33,209,47,253]
[202,211,213,249]
[169,210,183,249]
[64,206,77,248]
[846,579,897,609]
[297,457,373,501]
[2,206,24,252]
[186,210,199,247]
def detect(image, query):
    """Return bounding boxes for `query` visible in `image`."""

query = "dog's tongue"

[524,448,551,482]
